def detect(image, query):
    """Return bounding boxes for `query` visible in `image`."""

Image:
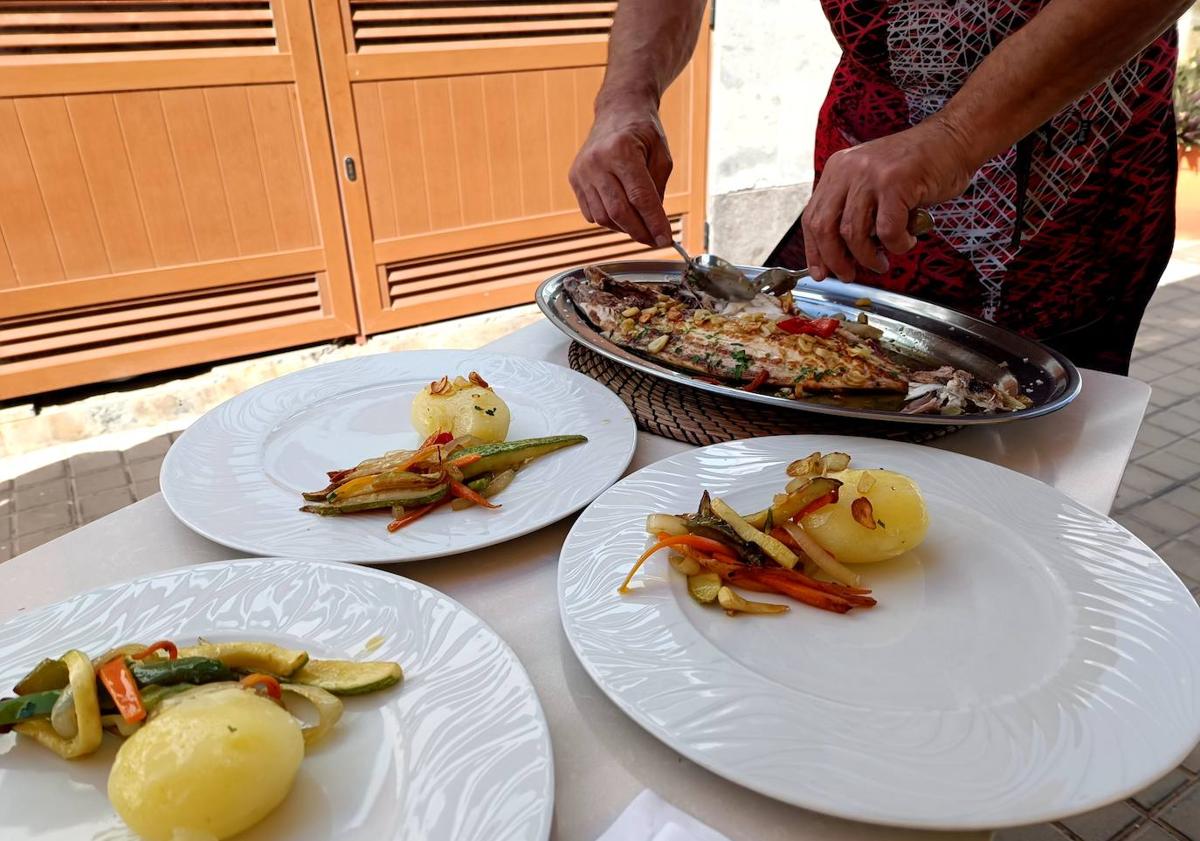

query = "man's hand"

[569,97,675,248]
[802,118,976,281]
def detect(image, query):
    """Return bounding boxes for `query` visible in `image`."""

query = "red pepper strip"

[386,497,450,532]
[450,479,500,509]
[98,657,146,724]
[741,370,770,392]
[449,453,482,469]
[792,489,839,521]
[420,431,454,448]
[240,674,282,702]
[392,444,444,474]
[618,533,740,593]
[694,376,723,385]
[777,316,840,339]
[133,640,178,661]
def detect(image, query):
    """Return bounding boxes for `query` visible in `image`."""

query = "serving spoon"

[675,208,936,301]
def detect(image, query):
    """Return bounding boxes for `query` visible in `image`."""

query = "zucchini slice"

[456,436,586,479]
[177,642,309,678]
[290,659,403,696]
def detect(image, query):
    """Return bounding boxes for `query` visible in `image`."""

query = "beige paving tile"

[133,479,159,501]
[1151,385,1189,409]
[1138,451,1200,483]
[1159,541,1200,581]
[73,467,129,497]
[1122,464,1179,496]
[13,461,66,489]
[1059,801,1141,841]
[13,479,69,511]
[1126,499,1200,537]
[124,435,172,463]
[14,502,73,534]
[1137,422,1185,448]
[1162,783,1200,839]
[1129,821,1186,841]
[128,458,162,483]
[994,824,1070,841]
[1163,484,1200,514]
[68,450,122,475]
[1150,411,1200,439]
[1133,769,1193,811]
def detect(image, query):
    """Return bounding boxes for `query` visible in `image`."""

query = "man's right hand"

[569,97,675,248]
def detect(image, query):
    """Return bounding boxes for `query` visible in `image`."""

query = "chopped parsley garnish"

[484,407,496,416]
[474,405,483,412]
[730,348,752,379]
[876,519,887,528]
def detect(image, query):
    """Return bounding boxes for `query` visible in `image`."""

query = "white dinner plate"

[0,558,553,841]
[558,436,1200,830]
[161,350,636,562]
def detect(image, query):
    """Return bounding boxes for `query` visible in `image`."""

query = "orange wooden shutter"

[312,0,710,332]
[0,0,358,401]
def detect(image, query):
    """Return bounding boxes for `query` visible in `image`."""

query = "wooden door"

[312,1,710,333]
[0,0,359,401]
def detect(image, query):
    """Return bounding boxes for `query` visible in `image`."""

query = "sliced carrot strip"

[450,479,500,509]
[618,533,740,593]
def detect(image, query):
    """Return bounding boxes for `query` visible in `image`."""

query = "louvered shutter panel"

[348,1,616,52]
[0,0,359,400]
[384,218,683,323]
[0,3,277,57]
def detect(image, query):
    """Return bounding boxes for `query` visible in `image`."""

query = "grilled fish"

[566,266,908,394]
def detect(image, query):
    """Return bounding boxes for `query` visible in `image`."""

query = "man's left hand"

[801,118,977,282]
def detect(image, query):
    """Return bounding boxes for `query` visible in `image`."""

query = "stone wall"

[705,1,841,263]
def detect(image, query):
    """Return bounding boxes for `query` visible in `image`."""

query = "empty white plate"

[161,350,636,562]
[558,436,1200,830]
[0,558,553,841]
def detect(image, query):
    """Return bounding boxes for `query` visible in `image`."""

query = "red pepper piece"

[133,640,178,661]
[741,370,769,392]
[778,316,840,339]
[240,673,283,702]
[99,657,146,724]
[420,431,454,448]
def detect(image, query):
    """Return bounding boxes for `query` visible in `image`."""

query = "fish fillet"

[566,267,908,394]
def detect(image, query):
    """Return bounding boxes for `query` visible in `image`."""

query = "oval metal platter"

[536,260,1082,426]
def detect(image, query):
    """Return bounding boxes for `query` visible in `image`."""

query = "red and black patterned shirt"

[770,1,1178,372]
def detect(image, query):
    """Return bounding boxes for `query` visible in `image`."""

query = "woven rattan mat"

[568,342,960,446]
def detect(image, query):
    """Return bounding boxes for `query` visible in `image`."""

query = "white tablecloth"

[0,320,1151,841]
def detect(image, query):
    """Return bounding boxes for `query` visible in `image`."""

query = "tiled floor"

[0,280,1198,839]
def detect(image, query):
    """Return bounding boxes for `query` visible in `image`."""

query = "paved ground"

[0,279,1198,839]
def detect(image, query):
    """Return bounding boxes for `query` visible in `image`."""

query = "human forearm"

[935,0,1190,168]
[596,0,707,111]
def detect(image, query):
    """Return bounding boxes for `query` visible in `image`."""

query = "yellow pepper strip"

[13,650,102,759]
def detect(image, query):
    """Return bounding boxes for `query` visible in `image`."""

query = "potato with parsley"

[411,371,511,443]
[107,685,304,841]
[800,468,929,564]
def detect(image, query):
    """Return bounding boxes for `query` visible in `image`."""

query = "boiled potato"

[411,374,511,443]
[799,468,928,564]
[108,685,304,841]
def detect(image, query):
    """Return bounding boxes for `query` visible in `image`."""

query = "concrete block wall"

[705,1,840,264]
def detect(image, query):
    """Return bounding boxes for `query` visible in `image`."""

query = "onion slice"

[281,683,344,748]
[779,521,861,588]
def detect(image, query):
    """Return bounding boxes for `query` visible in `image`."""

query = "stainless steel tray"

[536,260,1082,426]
